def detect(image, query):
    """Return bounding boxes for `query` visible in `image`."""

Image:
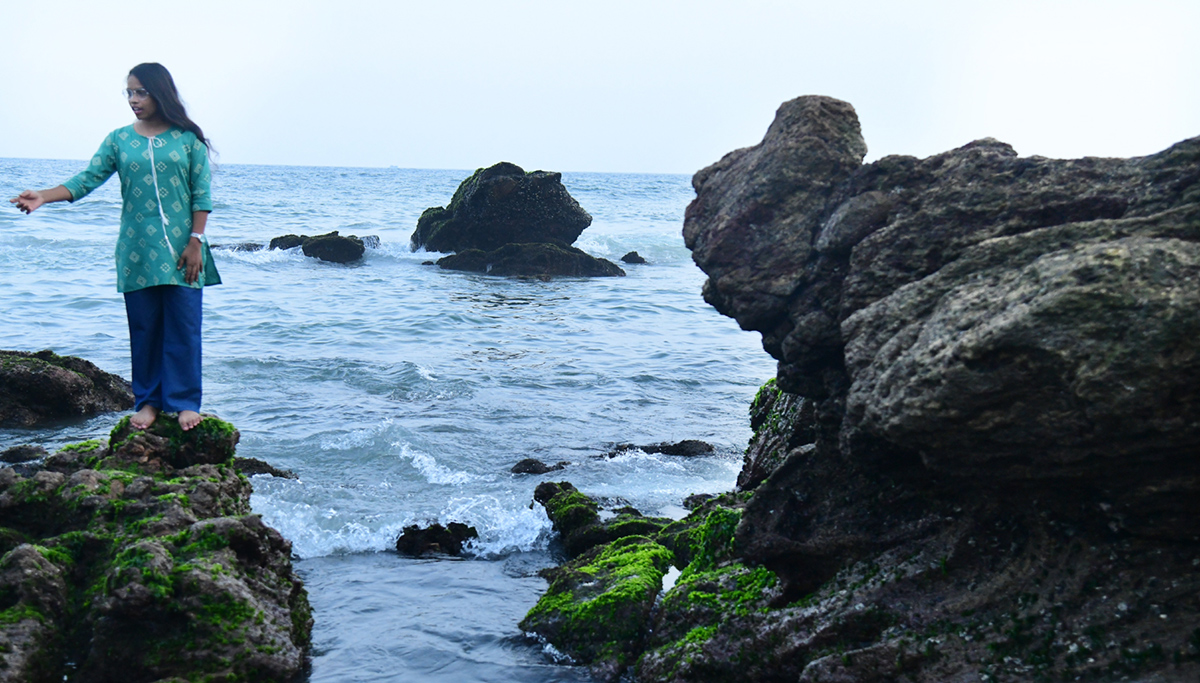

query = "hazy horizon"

[2,0,1197,175]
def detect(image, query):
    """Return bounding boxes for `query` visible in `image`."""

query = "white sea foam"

[395,441,477,485]
[318,418,394,451]
[443,495,554,557]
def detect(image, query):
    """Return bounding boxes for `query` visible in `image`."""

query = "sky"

[1,0,1197,174]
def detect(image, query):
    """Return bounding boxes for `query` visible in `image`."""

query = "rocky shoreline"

[516,97,1200,682]
[0,415,311,682]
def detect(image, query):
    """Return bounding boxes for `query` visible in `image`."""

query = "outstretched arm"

[10,186,73,214]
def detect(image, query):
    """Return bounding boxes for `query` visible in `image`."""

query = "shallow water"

[0,157,775,681]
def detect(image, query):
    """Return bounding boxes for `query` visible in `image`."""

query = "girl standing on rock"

[9,62,220,431]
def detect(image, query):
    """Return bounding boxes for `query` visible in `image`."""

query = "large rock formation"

[0,350,133,427]
[0,416,311,682]
[411,162,593,253]
[668,95,1200,681]
[520,97,1200,683]
[412,162,624,277]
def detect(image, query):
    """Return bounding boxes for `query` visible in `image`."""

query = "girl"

[10,62,220,431]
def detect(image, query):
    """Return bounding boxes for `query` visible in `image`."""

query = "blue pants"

[124,285,203,413]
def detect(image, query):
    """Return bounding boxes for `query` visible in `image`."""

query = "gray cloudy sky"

[2,0,1196,173]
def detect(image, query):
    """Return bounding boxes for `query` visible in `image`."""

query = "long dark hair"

[128,62,215,157]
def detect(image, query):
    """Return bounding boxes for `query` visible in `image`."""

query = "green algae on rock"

[520,536,673,681]
[0,415,311,682]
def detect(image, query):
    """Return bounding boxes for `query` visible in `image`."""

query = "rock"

[233,456,298,479]
[394,522,478,556]
[738,379,814,490]
[1,445,47,463]
[268,234,305,250]
[301,231,365,263]
[510,458,567,475]
[435,243,625,278]
[411,162,592,253]
[669,94,1200,682]
[605,440,715,458]
[520,536,673,682]
[532,482,669,559]
[620,251,647,264]
[212,242,265,252]
[0,350,134,427]
[269,231,378,263]
[0,415,310,682]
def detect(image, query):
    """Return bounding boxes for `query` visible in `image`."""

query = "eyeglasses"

[123,88,151,99]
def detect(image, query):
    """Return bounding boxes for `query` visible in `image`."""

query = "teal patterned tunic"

[63,125,221,292]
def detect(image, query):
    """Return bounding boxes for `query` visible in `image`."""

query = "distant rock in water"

[0,349,133,427]
[395,522,479,556]
[268,231,380,263]
[212,242,265,252]
[511,458,568,475]
[620,251,647,264]
[604,440,714,458]
[436,243,625,277]
[411,162,592,253]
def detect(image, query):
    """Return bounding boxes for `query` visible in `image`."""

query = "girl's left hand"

[178,239,203,284]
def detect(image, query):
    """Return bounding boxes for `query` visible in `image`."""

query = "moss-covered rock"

[0,415,310,682]
[533,481,669,558]
[520,536,673,681]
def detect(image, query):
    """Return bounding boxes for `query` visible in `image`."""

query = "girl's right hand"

[10,190,46,214]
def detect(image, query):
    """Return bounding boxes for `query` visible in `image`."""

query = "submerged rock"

[510,458,568,475]
[620,251,647,264]
[233,456,298,479]
[411,162,592,253]
[0,349,133,427]
[269,231,379,263]
[394,522,478,556]
[436,243,624,278]
[0,415,311,682]
[604,440,714,458]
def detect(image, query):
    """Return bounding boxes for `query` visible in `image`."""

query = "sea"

[0,158,776,682]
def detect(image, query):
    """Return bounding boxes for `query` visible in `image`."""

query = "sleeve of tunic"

[63,132,119,202]
[189,138,213,213]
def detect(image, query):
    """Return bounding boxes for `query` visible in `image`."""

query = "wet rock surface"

[620,251,647,264]
[394,522,479,557]
[604,440,715,458]
[436,243,624,277]
[0,350,133,427]
[234,456,298,480]
[411,162,593,253]
[267,230,378,263]
[510,458,568,475]
[0,415,311,682]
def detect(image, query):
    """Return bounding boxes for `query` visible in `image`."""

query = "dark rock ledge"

[518,96,1200,682]
[1,350,133,427]
[0,415,311,682]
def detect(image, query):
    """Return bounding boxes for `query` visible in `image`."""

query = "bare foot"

[131,405,159,430]
[179,410,203,431]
